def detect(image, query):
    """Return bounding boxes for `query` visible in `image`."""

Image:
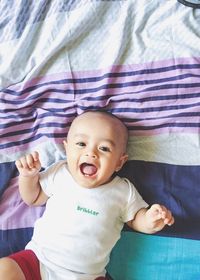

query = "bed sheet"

[1,1,200,279]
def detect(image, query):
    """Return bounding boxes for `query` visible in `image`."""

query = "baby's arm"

[15,151,48,206]
[127,204,174,234]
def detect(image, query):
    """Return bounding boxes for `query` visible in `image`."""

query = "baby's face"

[64,112,128,188]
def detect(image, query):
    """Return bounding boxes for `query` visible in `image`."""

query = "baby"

[0,111,174,280]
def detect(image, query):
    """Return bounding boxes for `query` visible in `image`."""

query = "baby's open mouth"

[80,163,97,176]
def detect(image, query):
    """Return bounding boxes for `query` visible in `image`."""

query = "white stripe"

[128,133,200,165]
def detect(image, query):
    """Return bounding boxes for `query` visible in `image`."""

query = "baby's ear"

[115,154,128,172]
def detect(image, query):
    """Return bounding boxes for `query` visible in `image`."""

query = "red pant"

[9,250,41,280]
[8,250,107,280]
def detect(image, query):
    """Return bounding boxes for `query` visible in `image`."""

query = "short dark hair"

[78,109,129,151]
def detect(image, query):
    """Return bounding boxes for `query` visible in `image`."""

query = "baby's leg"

[0,250,41,280]
[0,257,25,280]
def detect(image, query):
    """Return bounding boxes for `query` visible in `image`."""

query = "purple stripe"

[2,82,200,116]
[5,57,200,91]
[1,57,200,151]
[0,178,44,230]
[1,122,69,138]
[2,61,200,102]
[1,63,199,110]
[0,132,67,149]
[0,137,63,155]
[2,97,200,134]
[2,90,200,126]
[1,85,200,114]
[2,72,200,101]
[1,112,74,129]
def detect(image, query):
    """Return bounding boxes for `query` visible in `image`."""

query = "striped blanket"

[1,1,200,279]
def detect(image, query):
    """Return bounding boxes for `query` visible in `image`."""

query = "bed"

[1,1,200,279]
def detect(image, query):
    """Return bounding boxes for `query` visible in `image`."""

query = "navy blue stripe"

[81,92,200,102]
[2,91,200,115]
[1,83,74,96]
[4,95,199,114]
[0,162,17,197]
[122,111,200,122]
[0,228,33,257]
[2,91,200,107]
[2,64,200,96]
[2,90,200,109]
[142,82,200,93]
[0,111,75,120]
[0,105,75,114]
[0,97,74,105]
[74,79,200,96]
[69,80,200,96]
[0,132,67,149]
[1,123,69,138]
[1,107,200,125]
[0,112,73,129]
[78,101,200,113]
[118,160,200,240]
[0,119,35,129]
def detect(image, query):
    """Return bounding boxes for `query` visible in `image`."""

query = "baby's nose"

[85,152,97,158]
[85,148,97,158]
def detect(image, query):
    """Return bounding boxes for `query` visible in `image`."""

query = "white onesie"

[26,160,148,279]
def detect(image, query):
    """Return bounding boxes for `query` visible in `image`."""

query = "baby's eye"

[99,146,111,152]
[76,142,86,147]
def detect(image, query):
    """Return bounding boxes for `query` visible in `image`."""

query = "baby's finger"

[32,151,39,162]
[159,205,168,214]
[162,208,173,223]
[15,159,23,169]
[151,204,165,217]
[26,154,36,168]
[169,216,175,225]
[164,214,175,226]
[156,205,170,220]
[18,156,29,169]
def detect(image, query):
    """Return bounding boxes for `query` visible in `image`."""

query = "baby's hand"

[145,204,174,232]
[15,151,41,177]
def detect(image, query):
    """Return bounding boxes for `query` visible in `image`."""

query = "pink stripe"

[3,85,75,103]
[1,109,73,126]
[1,99,200,146]
[1,56,200,152]
[0,138,63,156]
[6,57,200,92]
[2,78,200,113]
[2,89,74,102]
[1,107,75,124]
[127,116,200,127]
[77,93,200,109]
[0,122,67,138]
[0,178,44,230]
[0,98,75,112]
[135,85,200,97]
[1,127,68,146]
